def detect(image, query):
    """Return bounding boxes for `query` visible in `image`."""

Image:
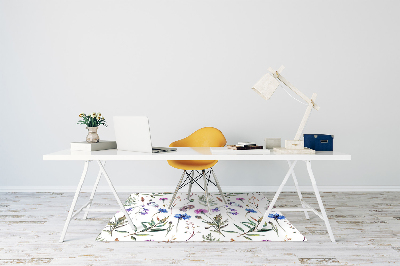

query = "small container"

[86,127,100,143]
[285,140,304,150]
[265,138,281,149]
[304,134,334,151]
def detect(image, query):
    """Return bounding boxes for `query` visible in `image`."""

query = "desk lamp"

[252,66,319,154]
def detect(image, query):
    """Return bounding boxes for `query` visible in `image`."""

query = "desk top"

[43,147,351,161]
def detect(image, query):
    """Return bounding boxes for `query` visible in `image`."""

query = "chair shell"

[167,127,226,170]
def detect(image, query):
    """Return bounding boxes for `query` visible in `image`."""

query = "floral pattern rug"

[96,192,306,242]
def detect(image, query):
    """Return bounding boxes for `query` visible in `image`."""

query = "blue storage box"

[304,134,334,151]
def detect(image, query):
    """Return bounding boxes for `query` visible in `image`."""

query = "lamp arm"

[273,72,320,111]
[294,93,317,140]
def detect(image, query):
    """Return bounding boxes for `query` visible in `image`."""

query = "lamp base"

[273,147,315,154]
[285,140,304,149]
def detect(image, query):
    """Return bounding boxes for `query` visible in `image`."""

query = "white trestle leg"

[258,160,297,230]
[59,160,90,242]
[97,160,137,233]
[258,159,335,242]
[83,161,105,219]
[306,160,336,242]
[267,161,297,214]
[287,160,310,220]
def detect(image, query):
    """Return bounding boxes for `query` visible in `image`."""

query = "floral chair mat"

[96,192,306,242]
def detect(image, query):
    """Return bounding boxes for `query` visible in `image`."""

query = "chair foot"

[187,171,193,200]
[202,170,211,211]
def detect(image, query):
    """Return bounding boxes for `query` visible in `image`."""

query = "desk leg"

[259,160,297,228]
[288,160,310,220]
[306,160,335,242]
[83,161,106,219]
[59,160,89,242]
[96,160,137,232]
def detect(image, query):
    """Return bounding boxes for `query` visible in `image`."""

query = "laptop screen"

[113,116,153,153]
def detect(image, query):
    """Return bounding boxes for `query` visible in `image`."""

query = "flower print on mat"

[211,207,220,212]
[174,213,191,232]
[96,192,306,242]
[194,209,208,214]
[179,205,194,212]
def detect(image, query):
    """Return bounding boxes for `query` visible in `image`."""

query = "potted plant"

[77,112,107,143]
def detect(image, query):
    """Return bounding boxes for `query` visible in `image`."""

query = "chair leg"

[188,171,194,200]
[202,170,211,211]
[211,168,227,204]
[169,170,186,209]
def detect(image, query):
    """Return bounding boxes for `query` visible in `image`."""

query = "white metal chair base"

[259,160,336,242]
[59,160,136,242]
[168,168,227,210]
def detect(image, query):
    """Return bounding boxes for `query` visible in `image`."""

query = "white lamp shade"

[252,73,280,100]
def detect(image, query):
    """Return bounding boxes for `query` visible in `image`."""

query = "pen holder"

[265,138,281,149]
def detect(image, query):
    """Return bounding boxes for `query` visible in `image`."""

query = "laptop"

[113,116,177,153]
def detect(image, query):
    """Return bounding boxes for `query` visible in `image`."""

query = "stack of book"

[70,140,117,151]
[211,142,270,155]
[227,142,263,150]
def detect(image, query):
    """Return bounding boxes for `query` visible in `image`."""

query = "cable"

[279,84,308,105]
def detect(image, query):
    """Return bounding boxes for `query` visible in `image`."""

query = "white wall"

[1,0,399,190]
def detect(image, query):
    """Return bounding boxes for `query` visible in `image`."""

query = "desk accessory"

[227,145,263,150]
[71,140,117,151]
[211,147,270,154]
[304,134,334,151]
[252,66,319,154]
[77,112,107,143]
[265,138,281,149]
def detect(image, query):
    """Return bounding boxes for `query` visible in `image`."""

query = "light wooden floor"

[0,191,399,265]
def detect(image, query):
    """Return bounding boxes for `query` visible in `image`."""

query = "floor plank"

[0,192,399,265]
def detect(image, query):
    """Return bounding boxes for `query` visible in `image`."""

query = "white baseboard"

[1,186,400,193]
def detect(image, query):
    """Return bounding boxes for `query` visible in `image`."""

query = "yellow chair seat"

[167,127,226,170]
[168,160,218,171]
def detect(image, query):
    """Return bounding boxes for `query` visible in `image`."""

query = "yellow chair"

[168,127,227,209]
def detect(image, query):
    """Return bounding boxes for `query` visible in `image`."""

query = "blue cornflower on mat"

[268,213,285,219]
[140,208,149,215]
[174,213,191,220]
[158,208,168,213]
[211,207,220,212]
[126,208,133,212]
[245,208,257,213]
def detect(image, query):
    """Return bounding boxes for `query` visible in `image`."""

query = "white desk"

[43,147,351,242]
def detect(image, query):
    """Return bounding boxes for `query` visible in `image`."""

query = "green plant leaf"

[234,224,244,232]
[150,228,167,232]
[258,228,272,232]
